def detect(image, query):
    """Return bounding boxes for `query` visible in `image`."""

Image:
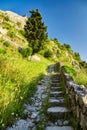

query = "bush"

[0,37,4,43]
[74,52,81,62]
[19,29,26,37]
[17,22,21,27]
[3,41,10,47]
[62,65,77,77]
[80,61,87,68]
[0,48,6,54]
[38,50,45,56]
[19,47,32,57]
[44,50,53,58]
[7,30,16,38]
[2,22,12,30]
[63,43,71,50]
[4,16,10,21]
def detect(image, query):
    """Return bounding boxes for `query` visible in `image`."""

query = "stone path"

[7,64,74,130]
[6,65,54,130]
[45,71,74,130]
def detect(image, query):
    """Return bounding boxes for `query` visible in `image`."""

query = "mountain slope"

[0,10,28,48]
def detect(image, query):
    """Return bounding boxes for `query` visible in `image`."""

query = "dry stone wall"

[61,69,87,130]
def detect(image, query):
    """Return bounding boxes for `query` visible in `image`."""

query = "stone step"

[50,96,64,101]
[51,80,60,83]
[51,83,60,87]
[47,107,70,119]
[52,78,60,81]
[50,96,64,100]
[49,99,65,107]
[52,74,60,78]
[50,91,63,97]
[45,126,74,130]
[50,87,62,91]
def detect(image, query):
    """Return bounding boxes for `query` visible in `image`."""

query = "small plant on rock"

[3,41,10,47]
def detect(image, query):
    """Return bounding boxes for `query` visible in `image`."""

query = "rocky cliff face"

[5,11,27,28]
[0,10,27,28]
[0,10,28,47]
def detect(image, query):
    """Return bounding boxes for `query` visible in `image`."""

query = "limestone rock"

[0,26,7,35]
[50,91,63,97]
[49,98,64,107]
[29,55,40,62]
[6,11,27,28]
[47,106,70,119]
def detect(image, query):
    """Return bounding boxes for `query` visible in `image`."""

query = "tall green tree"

[24,9,48,53]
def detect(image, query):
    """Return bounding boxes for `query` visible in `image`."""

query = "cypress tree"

[24,9,48,53]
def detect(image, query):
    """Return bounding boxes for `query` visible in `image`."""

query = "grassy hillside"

[0,10,53,129]
[0,44,53,129]
[0,10,87,129]
[0,53,52,129]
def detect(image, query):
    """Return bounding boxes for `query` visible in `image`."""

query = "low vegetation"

[61,65,77,77]
[0,52,52,129]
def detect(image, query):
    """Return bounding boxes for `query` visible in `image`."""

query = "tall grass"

[74,68,87,87]
[0,53,52,129]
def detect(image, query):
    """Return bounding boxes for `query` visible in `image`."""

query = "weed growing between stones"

[36,85,50,130]
[69,116,82,130]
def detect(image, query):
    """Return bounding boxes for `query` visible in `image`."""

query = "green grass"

[74,69,87,87]
[61,64,87,88]
[61,65,77,77]
[0,50,53,129]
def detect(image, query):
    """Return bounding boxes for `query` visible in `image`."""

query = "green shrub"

[19,29,26,37]
[4,16,10,21]
[2,22,12,30]
[7,30,16,38]
[79,61,87,68]
[62,65,77,77]
[38,50,45,56]
[0,48,6,54]
[44,50,53,58]
[74,52,81,62]
[63,43,71,50]
[19,47,33,57]
[3,41,10,47]
[0,37,4,43]
[17,22,21,27]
